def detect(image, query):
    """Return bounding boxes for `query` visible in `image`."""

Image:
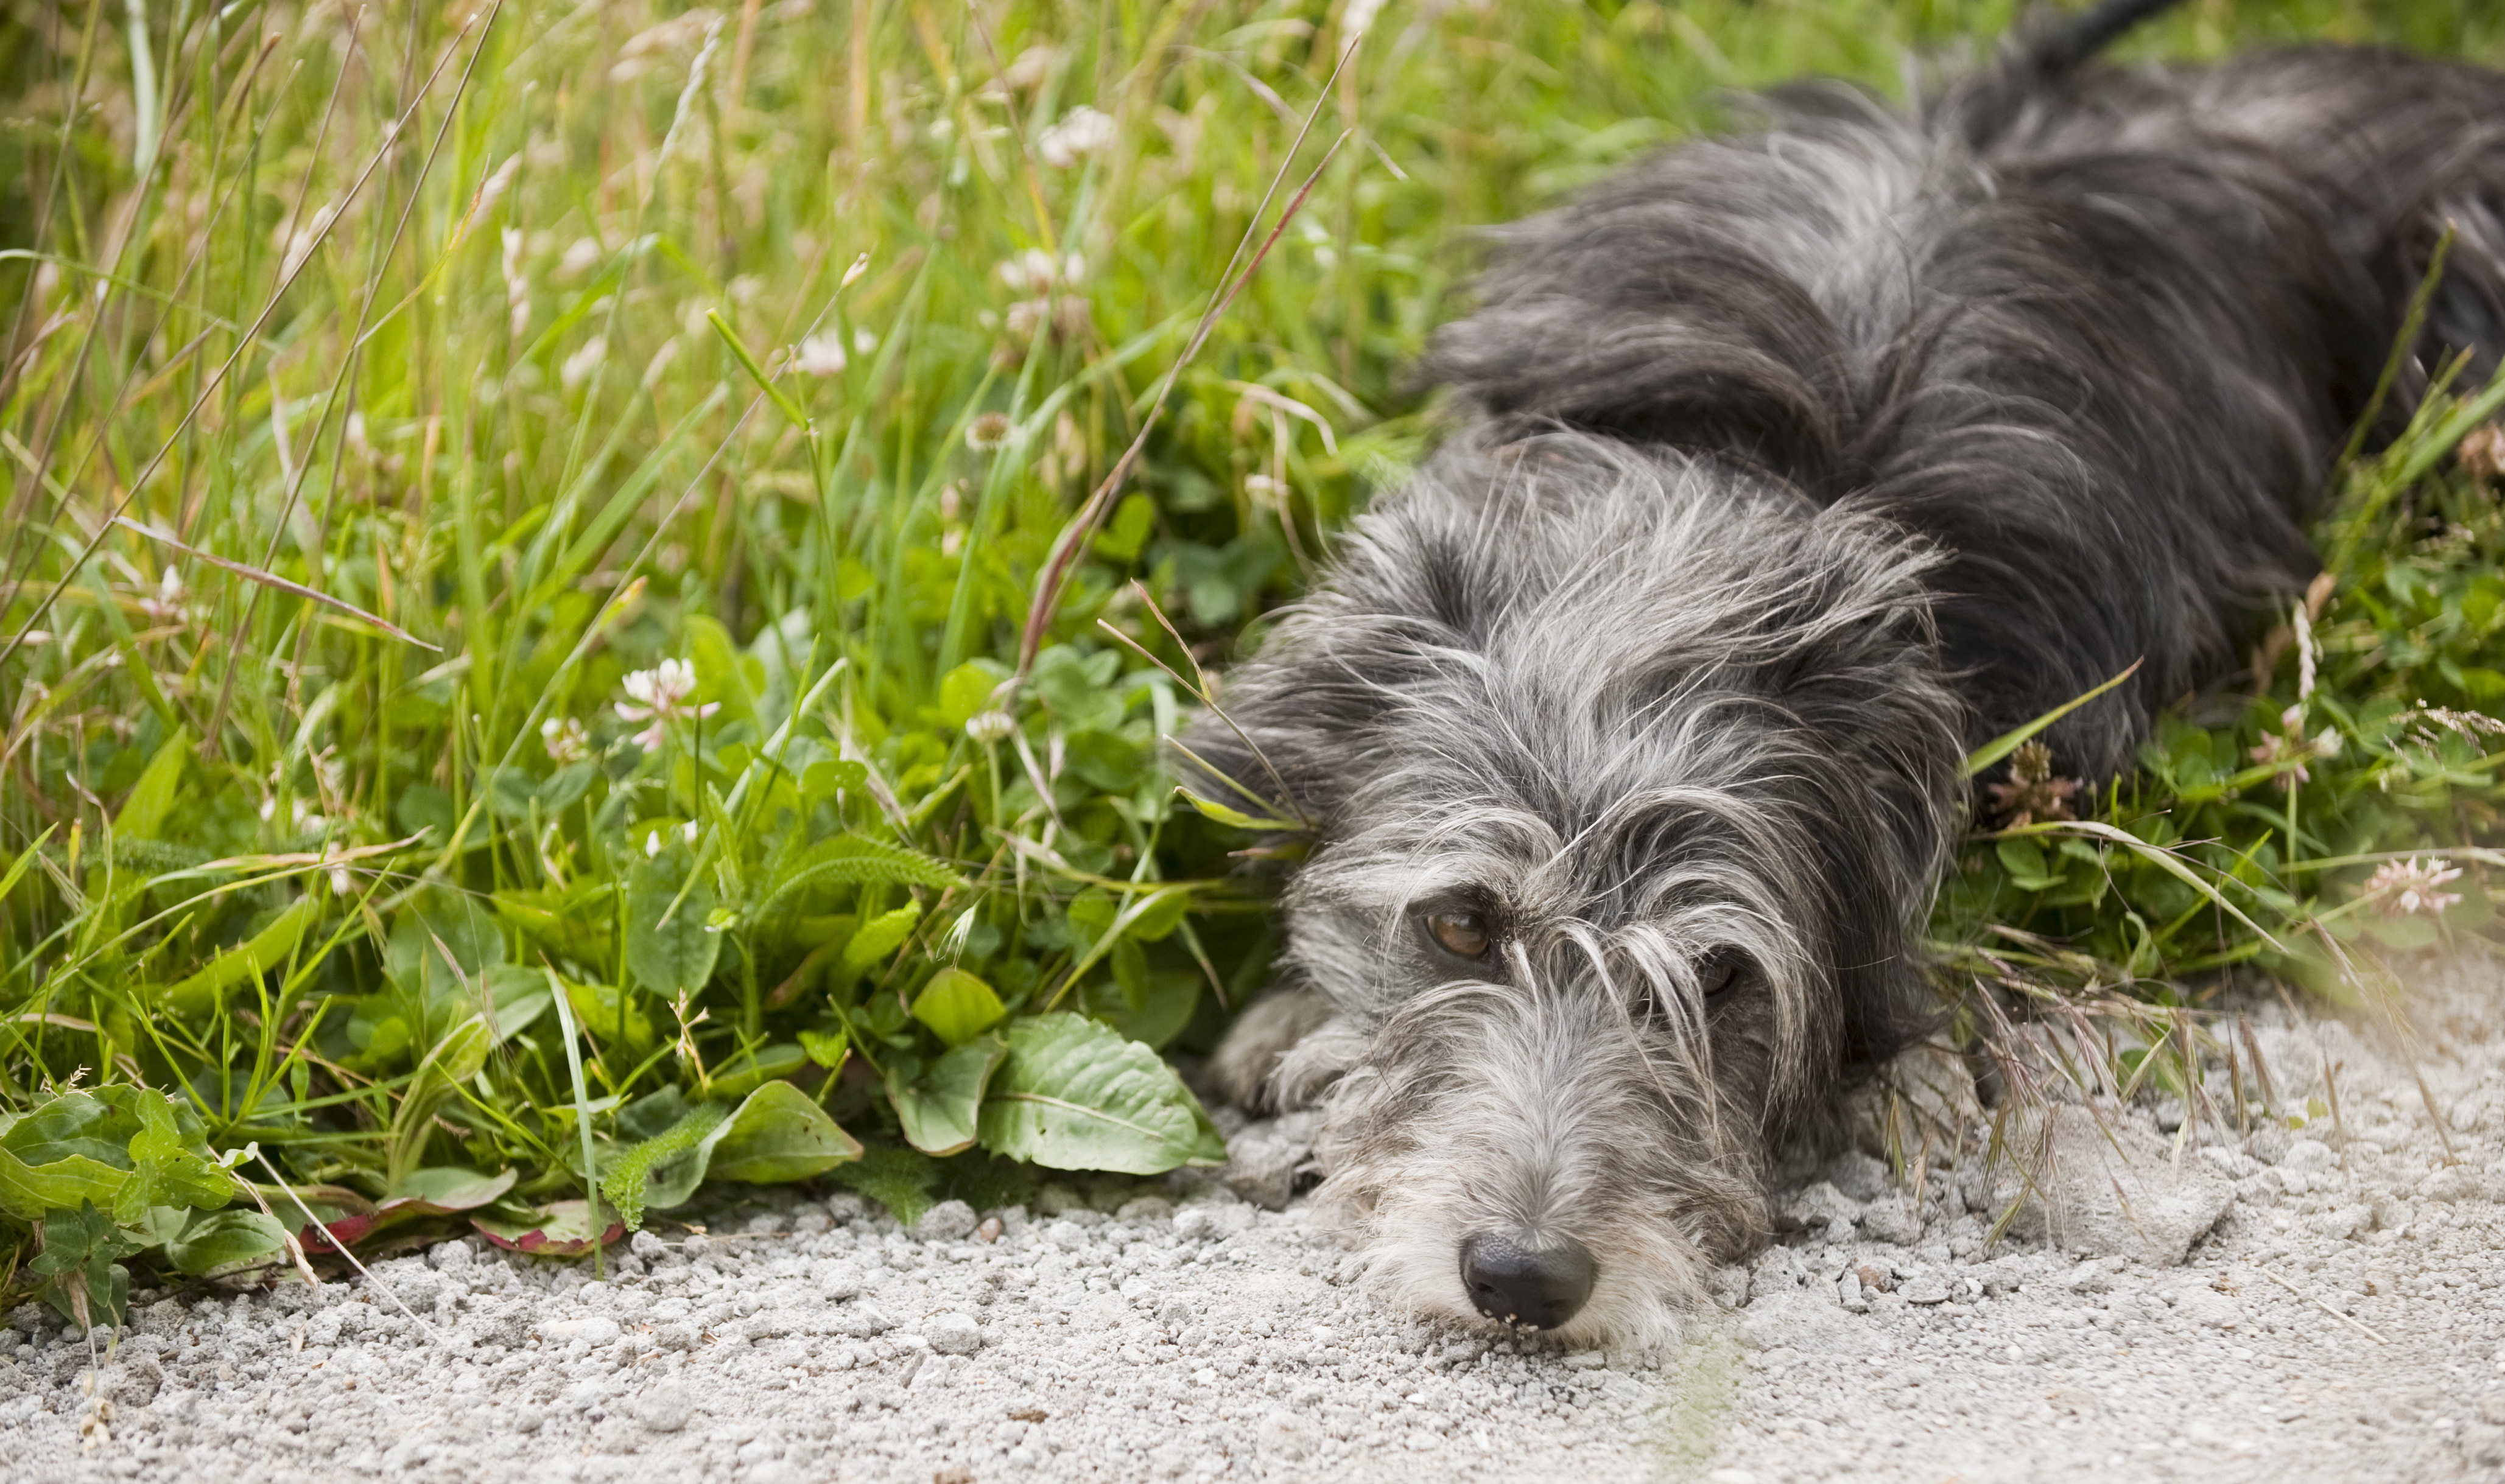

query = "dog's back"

[1430,45,2505,776]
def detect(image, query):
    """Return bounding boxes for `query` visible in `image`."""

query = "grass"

[2,0,2504,1319]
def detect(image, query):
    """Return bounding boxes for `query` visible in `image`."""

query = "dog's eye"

[1695,950,1748,1004]
[1422,908,1492,961]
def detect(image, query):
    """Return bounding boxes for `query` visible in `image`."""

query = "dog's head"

[1187,433,1962,1347]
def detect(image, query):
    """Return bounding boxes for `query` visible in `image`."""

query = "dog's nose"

[1459,1232,1596,1329]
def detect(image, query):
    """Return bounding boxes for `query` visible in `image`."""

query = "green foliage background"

[1,0,2503,1317]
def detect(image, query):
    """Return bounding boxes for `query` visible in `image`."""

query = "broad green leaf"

[912,968,1007,1046]
[480,963,556,1045]
[30,1203,139,1329]
[167,1210,291,1278]
[709,1043,808,1099]
[161,898,321,1013]
[1994,836,2059,892]
[113,727,190,840]
[387,1166,518,1208]
[799,1028,851,1069]
[801,757,870,807]
[841,903,924,978]
[1081,970,1201,1052]
[119,1087,234,1222]
[625,851,722,998]
[599,1080,859,1228]
[562,978,655,1052]
[686,614,764,730]
[890,1035,1008,1157]
[1064,728,1145,791]
[705,1080,863,1182]
[938,660,1011,730]
[1,1090,139,1167]
[977,1013,1228,1174]
[481,765,539,819]
[0,1147,127,1221]
[539,760,600,812]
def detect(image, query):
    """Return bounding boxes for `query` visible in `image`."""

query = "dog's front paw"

[1207,987,1335,1114]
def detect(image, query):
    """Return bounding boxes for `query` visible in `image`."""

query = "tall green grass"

[2,0,2503,1316]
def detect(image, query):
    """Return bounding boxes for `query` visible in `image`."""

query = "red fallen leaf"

[471,1199,625,1258]
[294,1168,518,1254]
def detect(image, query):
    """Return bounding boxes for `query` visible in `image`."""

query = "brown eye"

[1423,908,1492,961]
[1696,950,1744,1003]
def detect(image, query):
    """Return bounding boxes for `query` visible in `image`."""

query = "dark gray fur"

[1189,43,2505,1346]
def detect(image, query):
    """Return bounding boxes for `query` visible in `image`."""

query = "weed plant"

[1,0,2501,1322]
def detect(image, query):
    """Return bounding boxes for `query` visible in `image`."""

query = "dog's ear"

[1760,511,1966,1077]
[1175,506,1484,834]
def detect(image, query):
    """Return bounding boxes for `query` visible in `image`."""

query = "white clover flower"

[964,710,1017,744]
[541,716,590,764]
[795,332,848,376]
[1038,105,1115,169]
[2363,856,2464,919]
[616,657,720,749]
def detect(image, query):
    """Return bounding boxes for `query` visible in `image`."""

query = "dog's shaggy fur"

[1187,27,2505,1348]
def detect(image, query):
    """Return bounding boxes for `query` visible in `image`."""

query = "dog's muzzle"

[1459,1232,1597,1329]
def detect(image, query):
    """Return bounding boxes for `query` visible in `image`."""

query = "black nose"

[1459,1232,1597,1329]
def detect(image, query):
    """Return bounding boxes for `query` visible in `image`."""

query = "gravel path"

[9,956,2505,1484]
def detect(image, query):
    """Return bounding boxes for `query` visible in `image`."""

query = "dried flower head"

[1986,739,2079,828]
[1038,105,1115,169]
[2249,704,2341,787]
[2459,423,2505,481]
[136,567,189,624]
[2362,856,2464,919]
[967,412,1014,453]
[616,658,719,749]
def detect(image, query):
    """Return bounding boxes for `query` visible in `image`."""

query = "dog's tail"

[1947,0,2191,145]
[2023,0,2193,77]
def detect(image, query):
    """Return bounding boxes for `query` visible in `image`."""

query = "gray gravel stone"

[913,1199,978,1242]
[1992,1102,2234,1263]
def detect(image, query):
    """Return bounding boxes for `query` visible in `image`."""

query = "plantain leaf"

[625,850,722,998]
[167,1210,291,1278]
[910,968,1007,1046]
[706,1080,863,1183]
[976,1013,1228,1174]
[890,1035,1008,1157]
[597,1081,859,1229]
[113,727,191,840]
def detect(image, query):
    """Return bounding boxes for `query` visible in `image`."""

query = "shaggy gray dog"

[1187,5,2505,1349]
